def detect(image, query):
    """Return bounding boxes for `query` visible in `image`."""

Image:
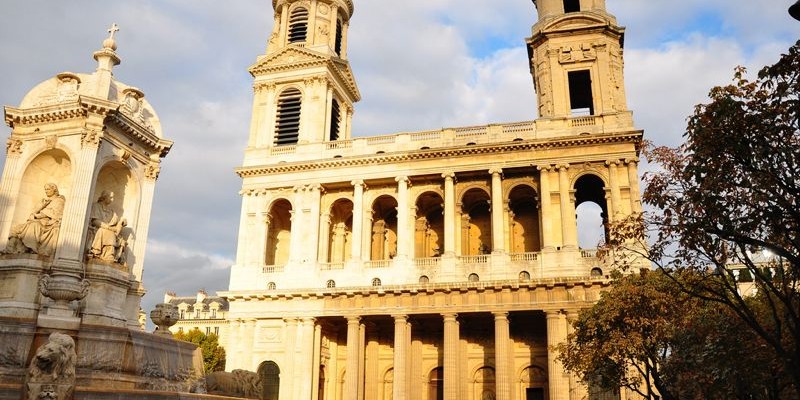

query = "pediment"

[250,47,329,73]
[542,14,615,33]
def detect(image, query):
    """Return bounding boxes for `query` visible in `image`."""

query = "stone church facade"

[220,1,644,400]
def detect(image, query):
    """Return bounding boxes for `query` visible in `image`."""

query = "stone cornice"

[4,102,86,127]
[249,47,360,101]
[273,0,354,17]
[236,131,643,178]
[107,112,173,158]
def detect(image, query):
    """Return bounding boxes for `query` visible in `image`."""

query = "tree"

[559,269,783,399]
[174,329,227,373]
[603,39,800,394]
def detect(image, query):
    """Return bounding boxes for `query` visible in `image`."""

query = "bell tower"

[527,0,631,123]
[244,0,359,156]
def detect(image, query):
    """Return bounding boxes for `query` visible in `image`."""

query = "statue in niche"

[25,332,76,400]
[4,183,65,257]
[87,190,128,263]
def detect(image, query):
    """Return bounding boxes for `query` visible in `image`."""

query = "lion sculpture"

[26,332,77,400]
[206,369,262,398]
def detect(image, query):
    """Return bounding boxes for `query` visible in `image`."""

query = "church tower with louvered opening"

[243,0,359,156]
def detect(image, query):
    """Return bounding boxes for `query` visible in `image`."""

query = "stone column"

[489,168,505,253]
[626,158,642,213]
[288,186,305,263]
[443,313,461,400]
[392,315,410,400]
[318,213,331,263]
[557,165,577,249]
[442,172,456,256]
[547,311,569,400]
[493,312,511,400]
[55,130,102,266]
[606,160,622,221]
[358,322,366,400]
[0,140,25,246]
[344,316,361,400]
[278,3,290,45]
[298,318,317,400]
[345,105,354,140]
[311,323,323,400]
[309,185,324,263]
[537,165,555,250]
[258,211,272,267]
[324,85,334,140]
[395,176,410,259]
[351,180,366,261]
[283,318,298,400]
[341,21,350,58]
[565,311,587,400]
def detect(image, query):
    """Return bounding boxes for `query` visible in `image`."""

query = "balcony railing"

[364,260,391,269]
[263,265,285,274]
[320,262,345,271]
[414,257,442,268]
[510,252,539,262]
[458,255,490,265]
[581,249,598,258]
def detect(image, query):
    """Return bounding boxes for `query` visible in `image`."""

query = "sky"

[0,0,797,325]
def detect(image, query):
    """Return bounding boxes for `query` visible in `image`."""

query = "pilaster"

[557,165,577,249]
[442,172,456,256]
[344,316,361,400]
[537,165,556,250]
[395,176,410,260]
[546,311,569,400]
[443,313,461,400]
[490,168,505,253]
[351,180,365,261]
[392,314,410,400]
[493,312,511,400]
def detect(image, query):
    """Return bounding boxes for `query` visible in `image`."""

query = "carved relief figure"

[25,332,77,400]
[4,183,65,257]
[87,190,128,263]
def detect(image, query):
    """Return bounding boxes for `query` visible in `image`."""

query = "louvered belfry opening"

[334,19,343,55]
[288,7,309,44]
[329,98,341,141]
[275,89,302,146]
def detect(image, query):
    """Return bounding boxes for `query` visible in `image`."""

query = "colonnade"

[249,160,641,269]
[232,310,585,400]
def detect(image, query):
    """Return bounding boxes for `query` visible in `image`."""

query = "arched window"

[575,174,609,248]
[590,267,603,277]
[258,361,281,400]
[370,196,398,261]
[419,275,430,284]
[326,279,336,288]
[372,278,382,286]
[428,367,443,400]
[461,188,492,255]
[468,273,480,282]
[288,7,309,43]
[267,282,277,290]
[415,192,444,258]
[519,271,531,281]
[275,89,302,146]
[334,19,343,55]
[329,98,341,141]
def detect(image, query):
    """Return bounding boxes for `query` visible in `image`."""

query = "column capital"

[605,159,622,167]
[441,171,456,181]
[492,311,509,320]
[556,163,570,171]
[545,310,565,319]
[624,157,640,165]
[351,179,366,188]
[441,313,458,321]
[293,185,305,193]
[309,183,325,193]
[284,317,299,325]
[488,167,503,176]
[346,315,361,324]
[301,317,317,324]
[392,314,408,323]
[264,213,274,225]
[536,164,554,172]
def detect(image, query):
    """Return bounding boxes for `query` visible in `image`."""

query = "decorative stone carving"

[4,183,65,257]
[559,43,596,64]
[206,369,262,399]
[25,332,77,400]
[144,164,161,180]
[6,137,23,155]
[87,190,128,264]
[317,24,330,43]
[45,135,57,149]
[81,129,102,148]
[150,303,179,336]
[39,273,90,314]
[121,87,147,124]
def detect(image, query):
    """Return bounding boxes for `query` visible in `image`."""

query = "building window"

[326,280,336,288]
[563,0,581,13]
[211,309,217,319]
[267,282,277,290]
[519,271,531,281]
[591,267,604,277]
[206,327,211,335]
[214,327,220,336]
[329,98,341,141]
[568,70,594,116]
[372,278,382,286]
[419,275,430,284]
[334,19,343,55]
[288,7,309,44]
[180,310,185,319]
[468,273,480,282]
[275,88,302,146]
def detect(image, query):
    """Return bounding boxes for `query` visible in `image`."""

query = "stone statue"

[4,183,65,257]
[25,332,76,400]
[87,190,127,263]
[206,369,262,398]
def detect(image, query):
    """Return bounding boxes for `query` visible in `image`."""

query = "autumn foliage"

[561,40,800,398]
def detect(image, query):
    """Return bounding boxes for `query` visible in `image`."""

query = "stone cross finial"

[107,23,119,40]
